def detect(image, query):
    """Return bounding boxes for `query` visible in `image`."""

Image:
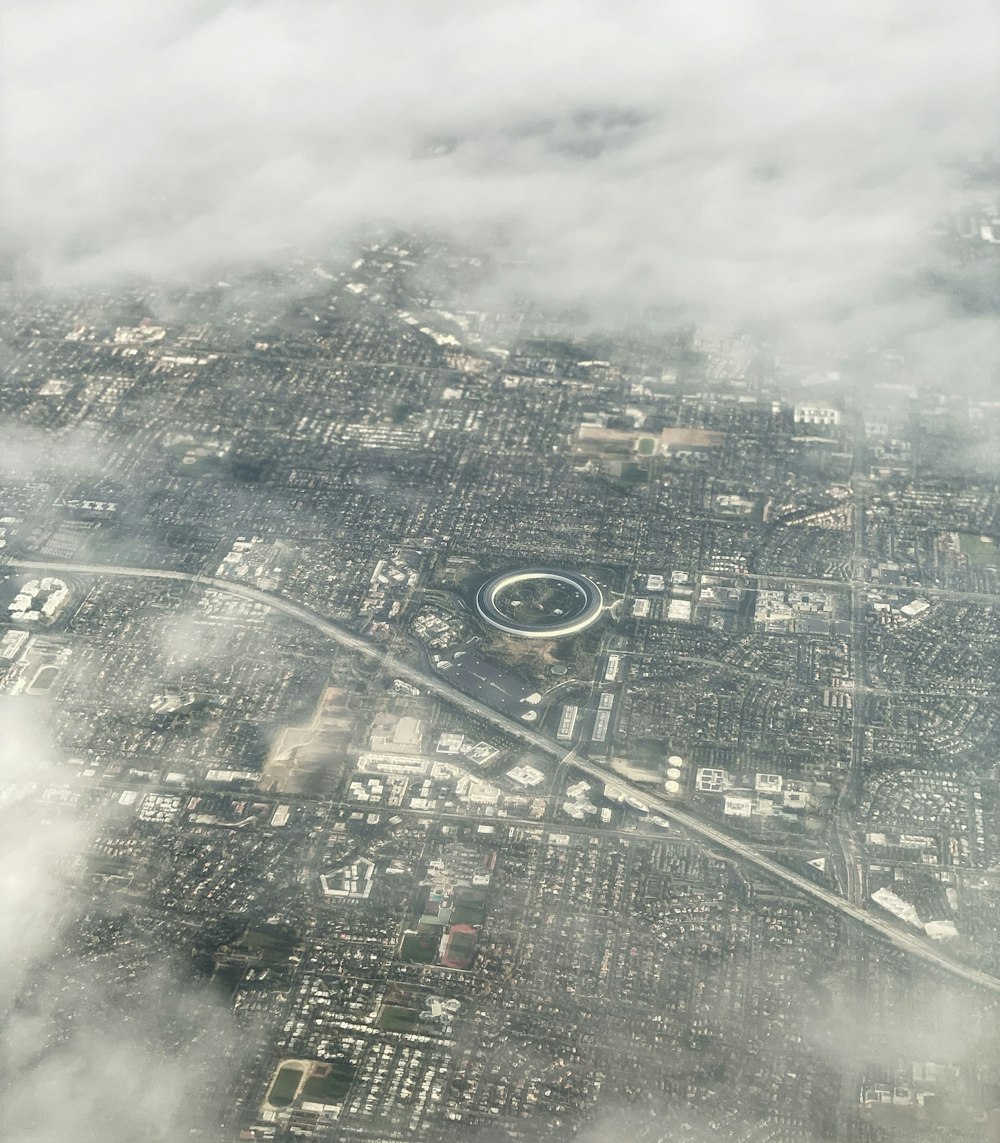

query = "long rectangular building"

[557,705,579,741]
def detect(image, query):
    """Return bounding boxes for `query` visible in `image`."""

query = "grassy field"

[958,532,1000,568]
[618,461,649,485]
[378,1004,420,1033]
[400,932,438,963]
[268,1063,303,1107]
[213,963,243,997]
[29,665,60,691]
[301,1061,354,1103]
[226,924,298,967]
[241,925,297,953]
[451,885,487,927]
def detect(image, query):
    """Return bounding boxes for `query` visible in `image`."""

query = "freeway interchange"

[9,555,1000,996]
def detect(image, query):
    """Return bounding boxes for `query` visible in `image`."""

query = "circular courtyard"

[474,568,603,638]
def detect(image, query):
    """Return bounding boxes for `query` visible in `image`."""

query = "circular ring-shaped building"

[475,568,603,638]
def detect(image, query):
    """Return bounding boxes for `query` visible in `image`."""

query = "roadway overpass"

[8,556,1000,995]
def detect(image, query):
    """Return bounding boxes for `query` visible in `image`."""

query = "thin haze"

[0,699,242,1142]
[4,1,999,366]
[2,5,1000,1140]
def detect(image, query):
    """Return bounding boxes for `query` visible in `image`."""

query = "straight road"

[9,555,1000,995]
[837,424,870,905]
[751,570,999,608]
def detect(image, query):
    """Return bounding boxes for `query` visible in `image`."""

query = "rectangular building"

[557,705,579,741]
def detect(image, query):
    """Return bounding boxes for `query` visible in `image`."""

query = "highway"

[9,555,1000,995]
[837,430,870,907]
[7,557,570,757]
[750,570,1000,608]
[555,748,1000,992]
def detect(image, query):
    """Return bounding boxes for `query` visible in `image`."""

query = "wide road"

[563,753,1000,989]
[837,425,870,906]
[9,555,1000,995]
[751,570,1000,607]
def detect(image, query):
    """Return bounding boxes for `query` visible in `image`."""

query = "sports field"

[267,1063,303,1107]
[958,532,999,568]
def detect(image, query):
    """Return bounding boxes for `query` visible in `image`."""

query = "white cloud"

[0,698,87,1001]
[4,1,998,369]
[0,697,240,1142]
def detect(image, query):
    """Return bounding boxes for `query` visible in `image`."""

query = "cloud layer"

[5,1,999,361]
[0,698,239,1143]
